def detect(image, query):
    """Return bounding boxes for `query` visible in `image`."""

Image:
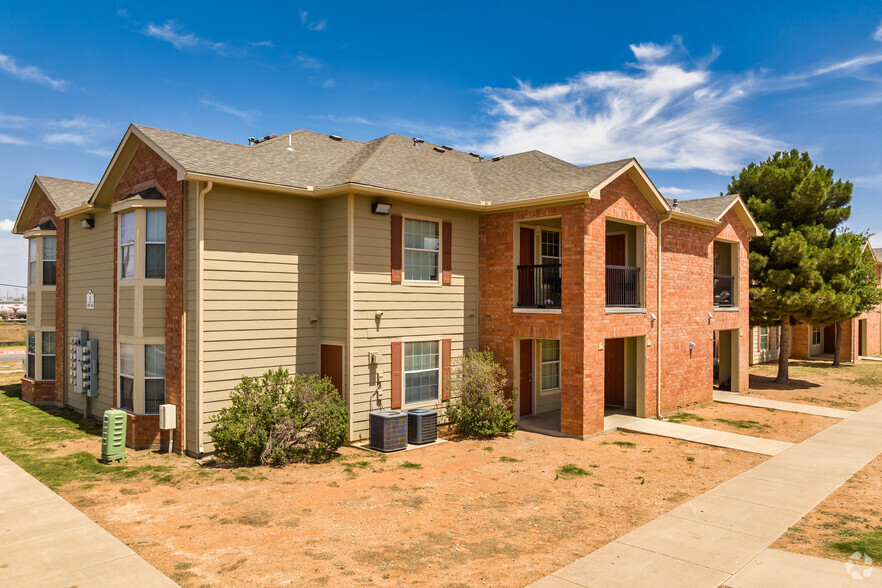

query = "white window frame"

[40,331,55,381]
[811,327,822,347]
[42,236,57,287]
[403,340,441,405]
[119,212,135,280]
[144,344,166,414]
[28,239,37,286]
[145,208,166,280]
[759,327,769,351]
[119,343,135,412]
[540,228,561,266]
[26,331,36,379]
[403,216,441,283]
[540,339,561,392]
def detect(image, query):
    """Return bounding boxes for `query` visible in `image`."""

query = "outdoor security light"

[372,202,392,215]
[81,217,95,229]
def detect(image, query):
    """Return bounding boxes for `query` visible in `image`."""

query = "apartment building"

[14,124,760,454]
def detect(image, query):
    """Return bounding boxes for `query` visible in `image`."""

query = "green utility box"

[101,409,127,463]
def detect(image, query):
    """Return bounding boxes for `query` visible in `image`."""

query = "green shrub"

[444,349,516,438]
[209,368,349,465]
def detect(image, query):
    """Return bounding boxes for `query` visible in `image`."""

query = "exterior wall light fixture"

[81,216,95,229]
[372,202,392,215]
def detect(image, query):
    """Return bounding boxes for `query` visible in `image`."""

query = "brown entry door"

[518,227,536,306]
[519,339,533,416]
[604,338,625,407]
[606,234,626,266]
[824,325,835,354]
[321,345,344,397]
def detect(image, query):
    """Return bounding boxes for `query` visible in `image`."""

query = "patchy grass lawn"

[663,401,837,443]
[749,358,882,410]
[773,452,882,567]
[0,320,25,348]
[0,370,762,587]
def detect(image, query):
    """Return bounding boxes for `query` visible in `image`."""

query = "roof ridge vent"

[248,134,278,146]
[441,144,453,150]
[433,146,445,153]
[492,155,504,162]
[329,134,343,141]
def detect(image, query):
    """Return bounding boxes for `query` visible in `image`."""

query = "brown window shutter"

[442,338,452,401]
[391,215,403,283]
[442,221,452,285]
[391,341,402,409]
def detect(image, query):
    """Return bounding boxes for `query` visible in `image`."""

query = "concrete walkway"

[0,453,175,587]
[613,415,793,456]
[714,390,855,419]
[531,399,882,588]
[726,549,882,587]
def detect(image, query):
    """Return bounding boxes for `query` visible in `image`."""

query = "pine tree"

[728,150,851,382]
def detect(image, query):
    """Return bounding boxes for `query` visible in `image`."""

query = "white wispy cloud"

[0,222,27,287]
[476,39,777,174]
[295,53,323,69]
[0,112,27,128]
[659,186,696,197]
[0,219,14,233]
[874,21,882,42]
[145,20,235,55]
[199,99,257,124]
[251,40,274,47]
[40,115,117,156]
[299,10,326,32]
[0,54,67,90]
[0,133,28,146]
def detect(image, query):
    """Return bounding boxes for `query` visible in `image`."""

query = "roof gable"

[13,175,97,233]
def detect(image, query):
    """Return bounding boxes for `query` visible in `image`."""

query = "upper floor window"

[404,218,439,282]
[145,209,166,279]
[28,239,37,286]
[540,230,560,266]
[120,212,135,279]
[42,237,57,286]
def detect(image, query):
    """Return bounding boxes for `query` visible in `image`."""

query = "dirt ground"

[57,426,761,587]
[773,453,882,567]
[665,401,838,443]
[748,357,882,410]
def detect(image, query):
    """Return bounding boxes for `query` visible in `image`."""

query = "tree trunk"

[833,322,842,367]
[776,318,792,383]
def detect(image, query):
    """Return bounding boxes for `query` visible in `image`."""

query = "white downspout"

[197,181,213,455]
[656,210,672,418]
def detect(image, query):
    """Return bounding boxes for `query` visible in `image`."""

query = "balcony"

[714,274,734,308]
[606,265,641,308]
[517,264,561,308]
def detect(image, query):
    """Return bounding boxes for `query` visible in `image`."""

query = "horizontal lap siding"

[117,288,135,337]
[41,291,55,327]
[142,286,165,338]
[65,211,114,416]
[320,196,348,345]
[200,187,319,448]
[185,181,199,454]
[349,195,479,440]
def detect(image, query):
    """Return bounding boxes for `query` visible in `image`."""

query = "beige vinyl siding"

[750,326,780,365]
[40,290,55,327]
[319,195,349,345]
[118,287,135,337]
[200,186,320,449]
[142,286,165,338]
[185,181,200,454]
[349,195,479,440]
[65,211,114,416]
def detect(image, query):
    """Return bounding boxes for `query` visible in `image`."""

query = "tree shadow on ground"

[0,382,102,438]
[748,373,820,391]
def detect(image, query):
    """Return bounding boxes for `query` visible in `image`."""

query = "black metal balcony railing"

[714,274,735,307]
[517,264,562,308]
[606,265,641,308]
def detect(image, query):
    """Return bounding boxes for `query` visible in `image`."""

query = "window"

[404,341,439,404]
[26,332,35,379]
[812,327,821,346]
[145,209,166,279]
[42,237,57,286]
[41,332,55,380]
[28,239,36,286]
[404,218,439,281]
[540,230,561,266]
[119,343,134,412]
[540,339,561,391]
[145,345,166,414]
[120,212,135,279]
[759,327,769,351]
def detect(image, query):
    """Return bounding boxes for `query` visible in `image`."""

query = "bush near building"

[445,349,516,438]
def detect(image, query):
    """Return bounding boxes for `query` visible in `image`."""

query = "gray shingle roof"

[873,248,882,261]
[665,193,740,221]
[134,124,635,205]
[36,176,97,211]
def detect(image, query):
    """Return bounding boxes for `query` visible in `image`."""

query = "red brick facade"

[22,191,65,407]
[479,174,752,437]
[112,142,185,450]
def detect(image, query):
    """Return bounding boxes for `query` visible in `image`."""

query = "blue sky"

[2,1,882,292]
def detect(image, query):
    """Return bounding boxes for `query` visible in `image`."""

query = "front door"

[604,338,625,406]
[519,339,533,416]
[321,344,344,398]
[519,227,535,306]
[824,325,835,354]
[859,320,866,356]
[606,234,626,266]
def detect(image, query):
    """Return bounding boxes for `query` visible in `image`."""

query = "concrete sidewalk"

[0,453,175,587]
[531,399,882,588]
[714,390,855,419]
[725,549,882,587]
[614,415,793,456]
